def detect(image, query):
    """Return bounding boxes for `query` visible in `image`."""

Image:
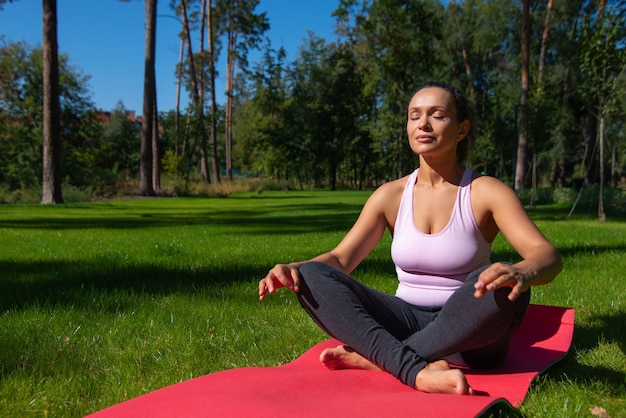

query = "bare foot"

[414,360,473,395]
[319,345,383,371]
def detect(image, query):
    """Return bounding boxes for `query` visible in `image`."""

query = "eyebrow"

[408,106,450,112]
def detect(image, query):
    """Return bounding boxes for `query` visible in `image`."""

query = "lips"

[415,135,435,143]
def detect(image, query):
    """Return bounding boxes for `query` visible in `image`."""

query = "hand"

[258,263,301,301]
[473,262,531,301]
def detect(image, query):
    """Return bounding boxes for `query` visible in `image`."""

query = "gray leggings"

[296,262,530,388]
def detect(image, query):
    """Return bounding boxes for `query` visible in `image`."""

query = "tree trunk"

[598,117,605,221]
[198,0,210,184]
[175,36,184,155]
[514,0,531,191]
[140,0,156,196]
[537,0,553,91]
[225,0,236,181]
[41,0,63,204]
[450,0,474,99]
[181,0,210,184]
[152,95,160,192]
[529,0,553,202]
[207,0,221,182]
[610,140,617,187]
[582,103,598,183]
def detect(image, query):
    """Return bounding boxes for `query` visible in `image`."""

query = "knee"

[297,262,342,296]
[298,261,328,276]
[298,261,334,284]
[493,286,531,324]
[296,262,339,312]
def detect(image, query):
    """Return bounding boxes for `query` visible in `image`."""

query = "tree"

[41,0,63,203]
[103,102,142,175]
[139,0,157,196]
[0,40,42,190]
[206,0,221,183]
[220,0,268,180]
[161,0,625,195]
[0,38,96,195]
[178,0,211,186]
[514,0,531,191]
[578,1,626,219]
[356,0,451,179]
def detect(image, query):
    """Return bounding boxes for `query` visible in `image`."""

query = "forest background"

[0,0,625,217]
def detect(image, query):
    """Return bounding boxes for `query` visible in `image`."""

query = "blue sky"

[0,0,339,112]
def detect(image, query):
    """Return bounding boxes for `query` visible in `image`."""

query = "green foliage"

[0,38,96,192]
[161,149,184,176]
[236,0,626,189]
[577,5,626,117]
[0,194,624,416]
[2,0,626,198]
[100,102,141,176]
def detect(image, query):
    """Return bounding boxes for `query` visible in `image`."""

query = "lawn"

[0,191,624,417]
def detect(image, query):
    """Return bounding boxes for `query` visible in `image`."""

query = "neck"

[417,156,465,186]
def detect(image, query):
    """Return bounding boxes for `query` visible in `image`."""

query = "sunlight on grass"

[0,192,624,417]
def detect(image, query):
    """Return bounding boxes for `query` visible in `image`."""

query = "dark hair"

[410,81,470,123]
[409,81,474,163]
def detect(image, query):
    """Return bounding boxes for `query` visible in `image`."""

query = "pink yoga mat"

[87,304,574,417]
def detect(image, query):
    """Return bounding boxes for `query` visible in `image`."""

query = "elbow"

[555,253,563,274]
[547,247,563,283]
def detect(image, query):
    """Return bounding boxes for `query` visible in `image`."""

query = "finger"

[507,287,520,301]
[475,267,504,292]
[274,266,298,292]
[474,277,510,299]
[507,281,526,301]
[475,265,502,288]
[258,279,269,300]
[485,273,515,291]
[266,274,277,294]
[289,267,301,293]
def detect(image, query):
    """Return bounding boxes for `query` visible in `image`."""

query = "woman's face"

[406,87,469,159]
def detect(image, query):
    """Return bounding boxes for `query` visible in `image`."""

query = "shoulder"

[370,176,409,206]
[362,175,410,229]
[470,173,520,204]
[469,173,526,229]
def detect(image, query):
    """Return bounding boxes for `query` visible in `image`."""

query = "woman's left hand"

[473,262,532,301]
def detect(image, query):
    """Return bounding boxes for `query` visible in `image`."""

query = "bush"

[515,186,625,215]
[62,183,95,203]
[0,184,41,204]
[515,187,553,206]
[552,187,577,204]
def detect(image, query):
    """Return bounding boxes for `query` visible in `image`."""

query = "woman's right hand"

[258,263,301,301]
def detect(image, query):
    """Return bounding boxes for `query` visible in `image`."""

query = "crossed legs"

[296,262,530,393]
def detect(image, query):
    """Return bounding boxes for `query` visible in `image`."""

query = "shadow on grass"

[0,202,364,235]
[490,243,626,265]
[2,236,625,310]
[525,204,626,221]
[540,309,626,396]
[0,253,400,313]
[0,259,262,312]
[478,400,524,417]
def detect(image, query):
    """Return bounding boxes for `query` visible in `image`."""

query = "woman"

[258,82,562,395]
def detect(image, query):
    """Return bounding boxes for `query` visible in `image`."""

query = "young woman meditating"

[258,81,562,395]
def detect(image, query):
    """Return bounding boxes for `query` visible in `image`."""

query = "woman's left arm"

[472,177,563,301]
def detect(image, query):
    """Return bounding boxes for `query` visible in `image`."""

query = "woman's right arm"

[258,182,399,301]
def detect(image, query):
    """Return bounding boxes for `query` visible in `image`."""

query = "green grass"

[0,191,624,417]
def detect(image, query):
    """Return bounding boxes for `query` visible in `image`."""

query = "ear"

[456,120,470,142]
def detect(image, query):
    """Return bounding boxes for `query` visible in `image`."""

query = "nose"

[418,116,431,130]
